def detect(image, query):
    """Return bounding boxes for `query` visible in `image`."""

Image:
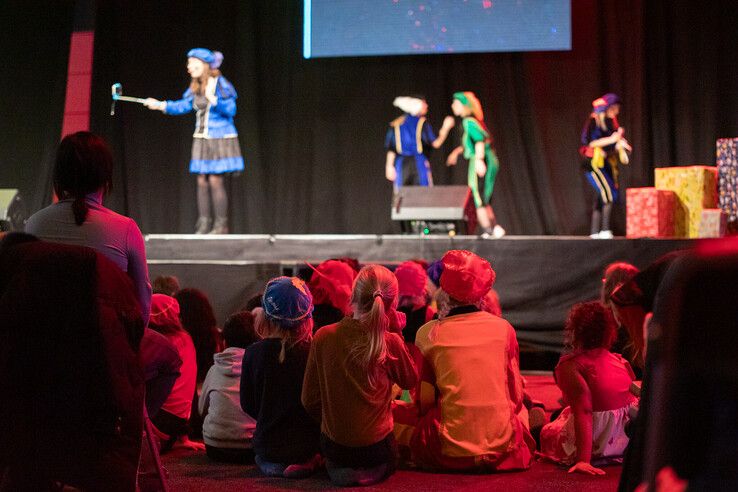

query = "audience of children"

[240,277,322,478]
[147,294,200,452]
[199,311,259,463]
[6,129,711,490]
[539,301,639,475]
[393,250,535,472]
[302,265,418,486]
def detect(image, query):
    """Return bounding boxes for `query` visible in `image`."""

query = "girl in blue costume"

[145,48,244,234]
[446,92,505,238]
[579,93,631,239]
[384,96,454,190]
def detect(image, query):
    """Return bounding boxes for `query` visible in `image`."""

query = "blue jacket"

[165,76,239,139]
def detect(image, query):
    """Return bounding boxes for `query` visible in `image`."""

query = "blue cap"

[262,277,314,328]
[427,260,444,287]
[187,48,223,69]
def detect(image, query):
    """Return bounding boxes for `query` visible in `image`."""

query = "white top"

[25,191,152,324]
[199,347,256,449]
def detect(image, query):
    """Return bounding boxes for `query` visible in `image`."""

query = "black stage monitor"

[391,185,476,234]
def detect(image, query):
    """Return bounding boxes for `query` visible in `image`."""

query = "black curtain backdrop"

[0,1,75,215]
[85,0,737,235]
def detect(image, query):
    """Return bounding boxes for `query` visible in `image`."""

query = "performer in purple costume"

[145,48,244,234]
[579,93,632,239]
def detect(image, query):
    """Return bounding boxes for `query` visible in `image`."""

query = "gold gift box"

[654,166,718,238]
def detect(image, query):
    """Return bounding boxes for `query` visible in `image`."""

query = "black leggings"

[197,174,228,219]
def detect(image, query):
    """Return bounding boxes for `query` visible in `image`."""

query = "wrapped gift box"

[698,209,727,238]
[654,166,718,238]
[717,138,738,232]
[626,188,677,238]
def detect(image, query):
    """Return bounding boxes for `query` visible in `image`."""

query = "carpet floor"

[159,373,623,491]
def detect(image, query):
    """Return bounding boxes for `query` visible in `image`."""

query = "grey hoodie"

[199,347,257,449]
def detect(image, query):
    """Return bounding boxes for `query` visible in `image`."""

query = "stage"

[146,234,694,355]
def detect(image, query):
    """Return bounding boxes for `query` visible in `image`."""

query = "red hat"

[150,293,181,328]
[308,260,356,315]
[394,261,427,297]
[439,250,495,303]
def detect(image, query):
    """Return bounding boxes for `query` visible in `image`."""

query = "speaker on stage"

[391,185,476,234]
[0,189,27,232]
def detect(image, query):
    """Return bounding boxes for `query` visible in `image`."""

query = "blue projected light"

[304,0,571,59]
[304,0,312,59]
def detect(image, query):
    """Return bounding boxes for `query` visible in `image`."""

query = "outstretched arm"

[558,361,604,475]
[431,116,455,149]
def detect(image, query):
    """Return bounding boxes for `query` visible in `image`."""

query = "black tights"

[591,202,612,234]
[197,174,228,219]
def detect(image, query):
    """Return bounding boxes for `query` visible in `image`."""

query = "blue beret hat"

[187,48,223,69]
[262,277,314,329]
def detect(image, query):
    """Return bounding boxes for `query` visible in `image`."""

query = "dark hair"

[223,311,259,349]
[242,293,263,312]
[601,262,639,305]
[152,275,181,296]
[174,288,221,381]
[565,301,617,351]
[53,132,114,226]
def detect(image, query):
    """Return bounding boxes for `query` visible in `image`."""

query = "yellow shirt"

[415,310,524,457]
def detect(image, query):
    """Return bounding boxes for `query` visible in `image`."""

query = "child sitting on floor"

[302,265,418,486]
[539,301,639,475]
[240,277,321,478]
[147,294,201,452]
[393,250,535,472]
[199,311,259,463]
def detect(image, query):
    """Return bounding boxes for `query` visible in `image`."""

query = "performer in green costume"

[447,92,505,238]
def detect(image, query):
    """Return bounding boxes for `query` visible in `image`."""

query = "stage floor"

[146,234,694,353]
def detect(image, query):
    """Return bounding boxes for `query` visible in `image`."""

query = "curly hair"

[565,301,617,351]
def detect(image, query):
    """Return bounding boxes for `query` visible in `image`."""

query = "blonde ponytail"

[348,265,398,388]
